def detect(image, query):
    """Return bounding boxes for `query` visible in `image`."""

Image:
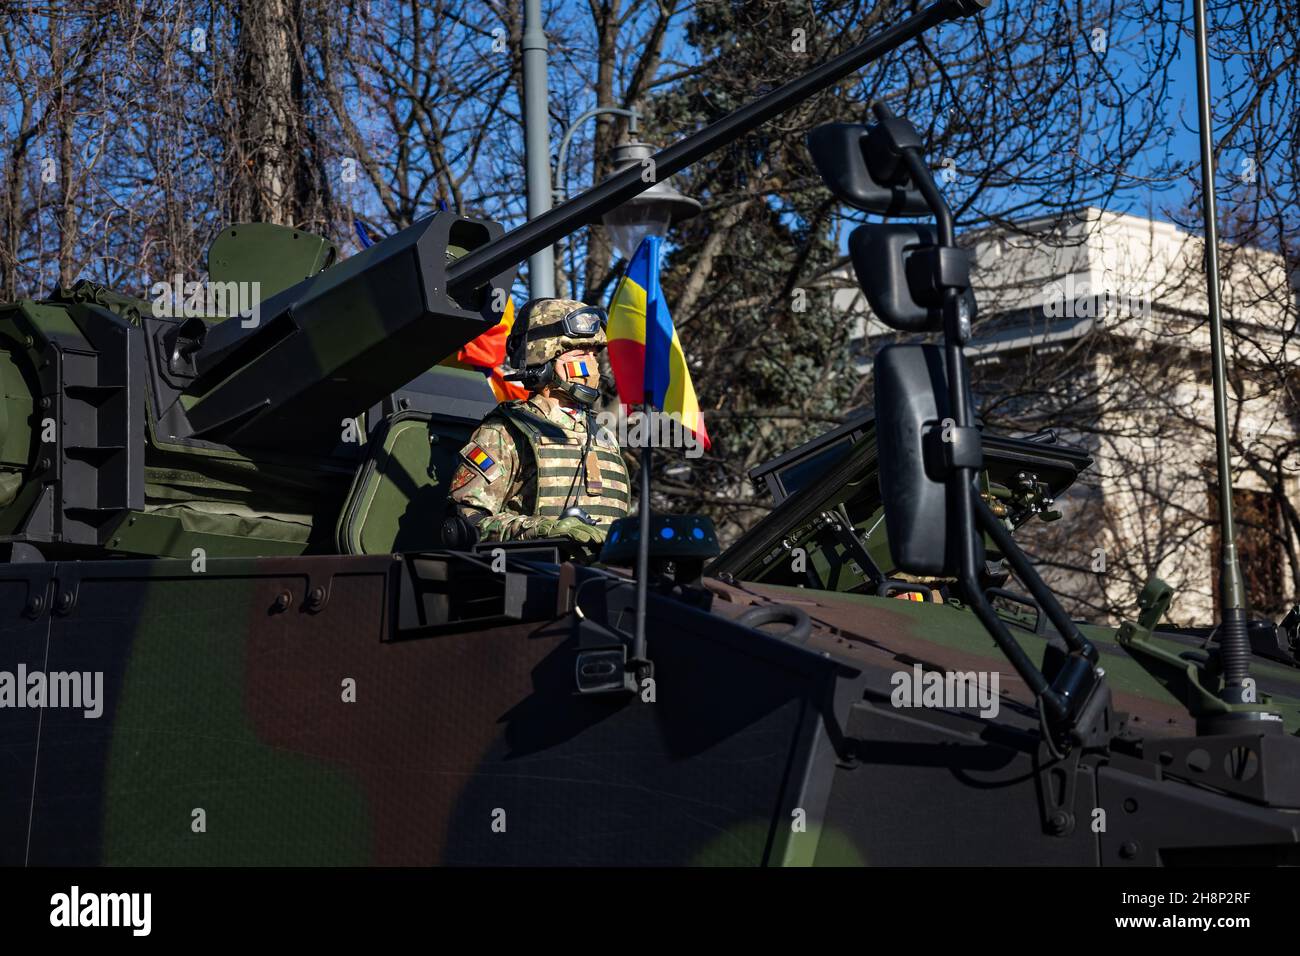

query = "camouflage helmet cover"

[509,297,608,368]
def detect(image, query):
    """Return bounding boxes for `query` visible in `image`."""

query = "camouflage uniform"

[449,393,630,540]
[447,298,631,544]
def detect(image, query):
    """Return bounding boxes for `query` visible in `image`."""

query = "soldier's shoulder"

[489,399,552,437]
[593,422,620,449]
[457,427,512,484]
[484,398,532,422]
[465,416,520,455]
[469,415,507,436]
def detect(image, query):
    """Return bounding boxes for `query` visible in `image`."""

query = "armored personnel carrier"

[3,0,1299,866]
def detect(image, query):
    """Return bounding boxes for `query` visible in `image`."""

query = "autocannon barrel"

[171,0,988,452]
[447,0,988,299]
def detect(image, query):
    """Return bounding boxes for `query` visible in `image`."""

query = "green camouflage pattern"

[4,552,1299,867]
[3,253,1297,867]
[512,297,609,368]
[449,394,630,541]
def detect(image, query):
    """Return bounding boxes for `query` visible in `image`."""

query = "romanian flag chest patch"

[461,442,502,482]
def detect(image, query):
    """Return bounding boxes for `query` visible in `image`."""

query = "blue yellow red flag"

[607,236,710,450]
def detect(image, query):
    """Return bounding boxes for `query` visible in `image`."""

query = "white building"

[837,207,1300,625]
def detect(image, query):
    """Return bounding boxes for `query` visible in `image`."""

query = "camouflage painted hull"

[5,554,1299,866]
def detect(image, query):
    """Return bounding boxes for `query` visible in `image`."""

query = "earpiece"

[502,359,555,390]
[522,360,555,390]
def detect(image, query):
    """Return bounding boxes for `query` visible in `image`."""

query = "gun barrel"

[448,0,988,298]
[166,0,986,452]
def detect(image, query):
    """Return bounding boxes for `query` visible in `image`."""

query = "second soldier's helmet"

[507,298,608,370]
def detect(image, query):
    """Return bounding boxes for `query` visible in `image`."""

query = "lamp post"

[522,0,554,298]
[598,139,701,261]
[553,107,644,205]
[522,0,700,297]
[549,108,702,298]
[553,107,642,298]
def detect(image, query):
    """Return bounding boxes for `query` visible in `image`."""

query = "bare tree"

[2,0,1293,626]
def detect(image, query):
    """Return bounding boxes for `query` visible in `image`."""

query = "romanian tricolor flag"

[607,235,710,450]
[440,297,529,402]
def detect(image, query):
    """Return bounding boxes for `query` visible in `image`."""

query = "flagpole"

[632,399,652,681]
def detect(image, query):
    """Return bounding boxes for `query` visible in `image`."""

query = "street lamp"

[522,0,553,298]
[522,3,699,296]
[552,107,639,298]
[552,107,701,295]
[553,106,643,204]
[600,139,702,260]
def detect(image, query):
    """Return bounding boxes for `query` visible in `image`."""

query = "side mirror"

[873,343,983,576]
[806,122,930,217]
[850,223,977,333]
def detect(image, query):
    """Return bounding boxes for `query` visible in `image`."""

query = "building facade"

[837,208,1300,626]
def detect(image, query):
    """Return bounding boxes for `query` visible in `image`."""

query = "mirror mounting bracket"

[867,101,1109,752]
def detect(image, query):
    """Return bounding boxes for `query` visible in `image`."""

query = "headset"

[504,299,608,404]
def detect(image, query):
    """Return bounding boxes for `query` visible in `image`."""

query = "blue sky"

[313,2,1283,279]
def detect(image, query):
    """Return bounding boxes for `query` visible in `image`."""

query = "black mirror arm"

[874,103,1103,738]
[935,417,1059,717]
[973,494,1098,663]
[953,501,1101,734]
[872,102,957,248]
[957,558,1054,702]
[882,120,972,413]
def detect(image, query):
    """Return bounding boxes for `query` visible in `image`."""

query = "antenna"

[1191,0,1277,730]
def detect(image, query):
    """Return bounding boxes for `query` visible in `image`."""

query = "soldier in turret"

[441,298,631,553]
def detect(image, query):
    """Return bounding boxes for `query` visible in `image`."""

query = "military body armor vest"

[490,401,631,522]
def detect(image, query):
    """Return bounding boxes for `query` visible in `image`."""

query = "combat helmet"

[507,297,608,370]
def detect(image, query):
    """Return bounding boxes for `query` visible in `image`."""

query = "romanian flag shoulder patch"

[460,442,502,482]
